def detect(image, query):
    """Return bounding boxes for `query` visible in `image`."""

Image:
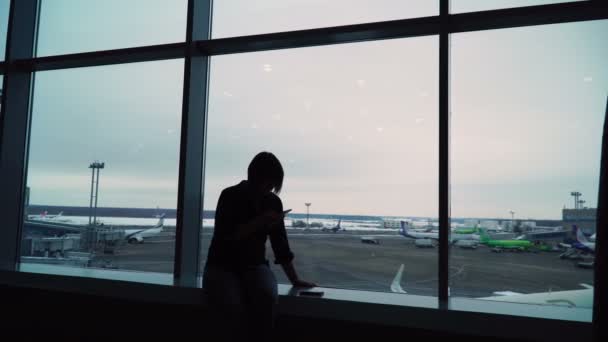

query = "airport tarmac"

[95,229,593,299]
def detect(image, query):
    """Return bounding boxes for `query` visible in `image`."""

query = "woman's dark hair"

[248,152,284,194]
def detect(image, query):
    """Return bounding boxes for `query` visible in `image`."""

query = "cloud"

[304,102,312,112]
[356,79,366,88]
[583,76,593,82]
[223,91,234,97]
[263,64,273,72]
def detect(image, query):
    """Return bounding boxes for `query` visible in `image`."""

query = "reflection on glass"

[451,0,585,14]
[22,60,184,279]
[213,0,438,38]
[0,0,9,61]
[202,37,439,295]
[37,0,186,56]
[450,20,607,313]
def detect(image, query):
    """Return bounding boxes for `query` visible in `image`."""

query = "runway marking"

[390,264,407,293]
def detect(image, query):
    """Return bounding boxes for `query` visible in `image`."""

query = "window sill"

[0,263,592,342]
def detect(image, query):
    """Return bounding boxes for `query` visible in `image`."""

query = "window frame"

[0,1,606,340]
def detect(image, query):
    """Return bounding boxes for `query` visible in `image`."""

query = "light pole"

[88,161,105,225]
[305,203,311,228]
[570,191,581,209]
[509,210,515,230]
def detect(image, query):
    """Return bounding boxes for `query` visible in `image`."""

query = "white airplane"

[575,226,596,252]
[322,219,343,233]
[389,263,593,307]
[399,221,479,243]
[561,225,595,254]
[124,214,165,244]
[28,211,73,223]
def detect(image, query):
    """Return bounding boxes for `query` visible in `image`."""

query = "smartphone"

[299,290,324,297]
[283,209,292,215]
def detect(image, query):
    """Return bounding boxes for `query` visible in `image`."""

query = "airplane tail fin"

[574,225,588,243]
[155,213,166,229]
[399,221,408,237]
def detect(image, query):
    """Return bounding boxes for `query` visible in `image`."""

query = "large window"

[450,20,607,311]
[201,37,439,295]
[451,0,585,13]
[36,0,187,57]
[0,0,604,334]
[22,60,184,277]
[212,0,438,39]
[0,0,9,60]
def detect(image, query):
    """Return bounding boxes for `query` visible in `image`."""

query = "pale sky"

[4,1,605,219]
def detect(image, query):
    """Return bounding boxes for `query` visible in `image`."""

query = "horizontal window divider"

[10,42,189,72]
[449,0,608,34]
[197,2,606,55]
[0,2,604,72]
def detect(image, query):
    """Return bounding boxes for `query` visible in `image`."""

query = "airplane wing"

[388,266,593,308]
[477,286,593,308]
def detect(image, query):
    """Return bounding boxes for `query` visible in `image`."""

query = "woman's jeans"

[203,263,278,340]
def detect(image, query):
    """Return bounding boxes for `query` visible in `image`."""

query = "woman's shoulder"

[263,192,283,210]
[218,181,248,201]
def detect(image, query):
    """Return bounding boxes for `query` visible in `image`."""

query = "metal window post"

[438,0,450,306]
[173,0,212,287]
[0,0,39,271]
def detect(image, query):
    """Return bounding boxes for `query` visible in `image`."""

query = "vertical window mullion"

[438,0,450,305]
[0,0,39,271]
[173,0,212,287]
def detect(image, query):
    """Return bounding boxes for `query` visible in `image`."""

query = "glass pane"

[213,0,438,39]
[0,0,9,61]
[450,20,606,316]
[201,37,438,295]
[451,0,585,13]
[22,60,184,280]
[37,0,187,57]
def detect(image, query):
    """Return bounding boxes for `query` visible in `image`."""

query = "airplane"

[574,226,595,252]
[28,211,73,223]
[559,225,595,259]
[452,226,478,234]
[124,214,166,244]
[399,221,479,243]
[389,263,593,307]
[477,228,534,251]
[322,219,342,233]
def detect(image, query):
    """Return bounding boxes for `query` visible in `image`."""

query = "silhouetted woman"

[203,151,316,340]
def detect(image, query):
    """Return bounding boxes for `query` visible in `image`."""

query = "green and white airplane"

[478,229,533,251]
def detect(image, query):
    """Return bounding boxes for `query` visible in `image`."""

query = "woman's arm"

[280,261,316,288]
[266,197,316,287]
